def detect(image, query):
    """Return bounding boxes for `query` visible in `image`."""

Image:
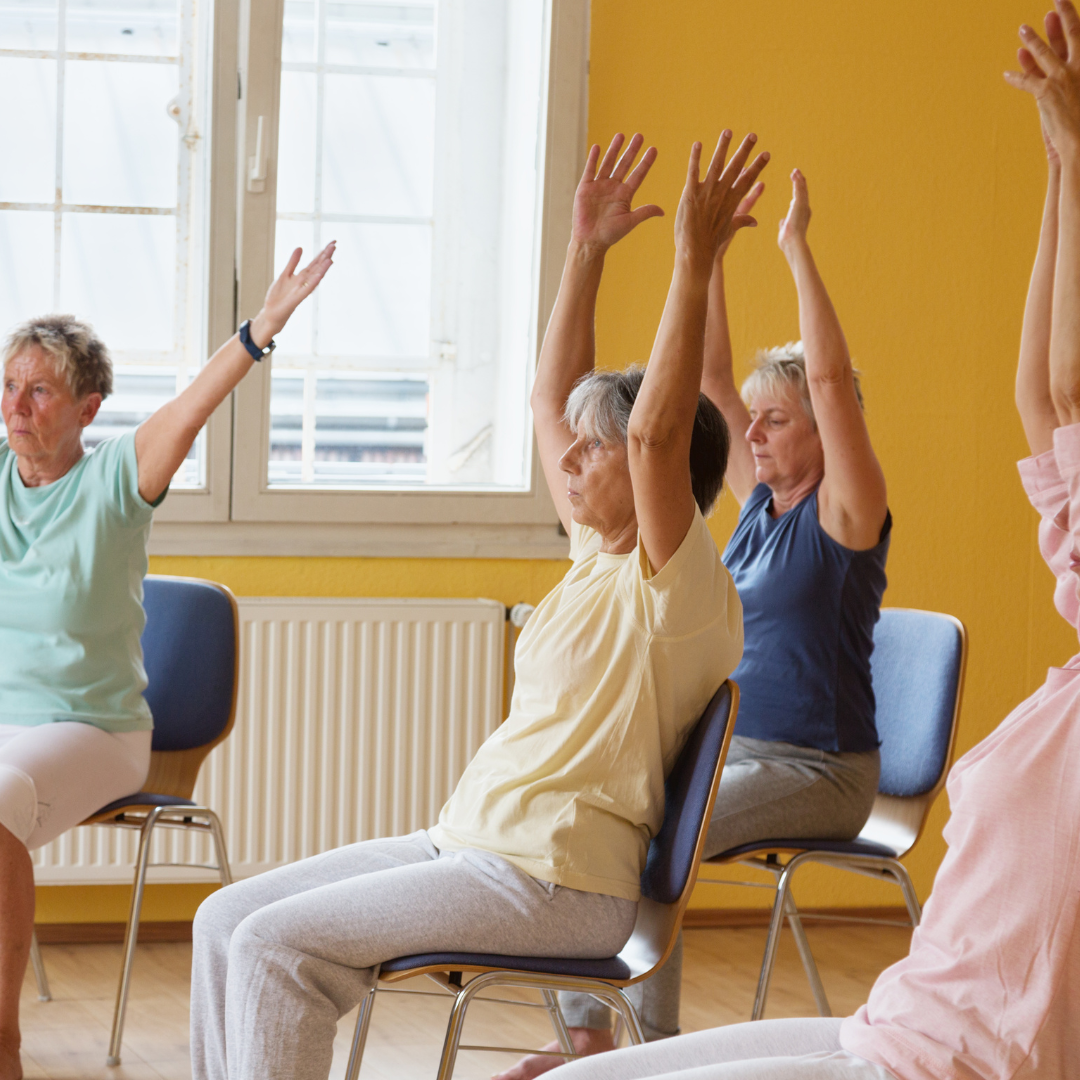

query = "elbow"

[1051,378,1080,424]
[626,415,679,452]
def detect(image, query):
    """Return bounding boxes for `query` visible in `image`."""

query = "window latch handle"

[247,115,268,193]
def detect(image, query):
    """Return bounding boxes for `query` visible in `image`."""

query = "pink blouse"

[839,422,1080,1080]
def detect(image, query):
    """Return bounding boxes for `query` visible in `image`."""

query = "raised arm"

[531,134,663,532]
[1016,12,1070,456]
[629,132,769,571]
[134,243,335,503]
[1007,4,1080,434]
[701,181,765,505]
[777,171,887,551]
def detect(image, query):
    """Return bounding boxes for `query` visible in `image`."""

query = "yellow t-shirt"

[428,507,743,901]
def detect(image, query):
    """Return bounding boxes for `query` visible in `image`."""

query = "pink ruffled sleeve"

[1018,422,1080,630]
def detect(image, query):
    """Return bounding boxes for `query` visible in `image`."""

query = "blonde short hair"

[740,341,863,429]
[2,314,112,400]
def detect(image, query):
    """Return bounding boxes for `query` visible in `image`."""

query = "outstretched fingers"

[729,151,770,204]
[624,144,659,194]
[611,133,646,182]
[1021,23,1066,75]
[686,140,704,186]
[704,130,733,185]
[597,133,627,180]
[716,133,759,194]
[1057,0,1080,54]
[1047,9,1068,59]
[581,143,602,183]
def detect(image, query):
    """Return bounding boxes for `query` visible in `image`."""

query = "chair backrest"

[618,681,738,980]
[139,576,239,796]
[859,608,967,855]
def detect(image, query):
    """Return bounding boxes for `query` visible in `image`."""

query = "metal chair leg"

[344,988,377,1080]
[541,989,574,1055]
[781,891,831,1017]
[106,807,160,1067]
[205,808,233,887]
[29,930,51,1002]
[594,987,645,1046]
[884,860,922,927]
[751,861,795,1021]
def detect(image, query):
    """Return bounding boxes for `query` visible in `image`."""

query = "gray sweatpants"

[190,829,637,1080]
[545,1018,895,1080]
[561,737,880,1039]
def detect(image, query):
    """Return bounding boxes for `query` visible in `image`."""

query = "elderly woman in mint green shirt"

[0,243,333,1080]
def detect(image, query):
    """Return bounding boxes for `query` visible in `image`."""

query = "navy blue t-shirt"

[722,484,891,752]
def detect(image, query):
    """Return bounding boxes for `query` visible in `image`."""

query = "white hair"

[740,341,863,428]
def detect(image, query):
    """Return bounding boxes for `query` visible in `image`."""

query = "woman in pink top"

[539,4,1080,1079]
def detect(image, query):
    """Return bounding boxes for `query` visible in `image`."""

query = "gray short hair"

[2,314,113,400]
[740,341,863,429]
[564,365,730,515]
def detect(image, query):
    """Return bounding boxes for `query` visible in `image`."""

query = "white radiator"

[32,598,506,884]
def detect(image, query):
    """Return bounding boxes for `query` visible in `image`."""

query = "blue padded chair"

[699,609,967,1020]
[29,576,239,1066]
[341,681,739,1080]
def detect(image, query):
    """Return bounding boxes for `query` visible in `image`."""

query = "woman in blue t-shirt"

[539,171,890,1067]
[0,243,333,1080]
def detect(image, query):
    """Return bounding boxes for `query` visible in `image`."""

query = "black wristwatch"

[238,319,276,362]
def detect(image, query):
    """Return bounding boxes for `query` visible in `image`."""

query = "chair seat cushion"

[709,836,899,861]
[380,951,632,981]
[93,792,198,815]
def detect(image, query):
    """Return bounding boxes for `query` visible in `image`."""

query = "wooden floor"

[19,923,912,1080]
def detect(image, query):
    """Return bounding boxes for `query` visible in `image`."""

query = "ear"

[78,393,103,428]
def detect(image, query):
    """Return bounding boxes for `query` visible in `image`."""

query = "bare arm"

[778,171,887,551]
[701,181,765,505]
[1018,161,1064,454]
[135,243,334,503]
[629,133,769,572]
[532,134,663,532]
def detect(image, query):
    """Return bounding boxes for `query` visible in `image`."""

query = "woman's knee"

[0,765,37,846]
[194,879,270,947]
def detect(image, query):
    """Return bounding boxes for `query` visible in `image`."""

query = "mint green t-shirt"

[0,431,162,732]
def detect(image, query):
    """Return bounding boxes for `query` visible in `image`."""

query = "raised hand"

[673,131,770,270]
[572,133,664,252]
[1005,0,1080,162]
[778,168,812,255]
[716,180,765,260]
[261,241,336,335]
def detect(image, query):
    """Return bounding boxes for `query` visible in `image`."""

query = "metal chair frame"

[342,681,739,1080]
[28,576,239,1068]
[698,610,967,1021]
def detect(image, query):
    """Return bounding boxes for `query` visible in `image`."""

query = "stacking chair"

[29,576,239,1067]
[699,608,967,1020]
[342,680,739,1080]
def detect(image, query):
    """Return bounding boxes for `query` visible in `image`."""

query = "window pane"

[65,0,177,57]
[315,222,430,358]
[0,57,56,203]
[63,60,179,207]
[60,212,175,351]
[268,367,428,486]
[281,0,314,63]
[321,73,434,217]
[0,210,54,331]
[0,1,58,50]
[324,1,435,69]
[276,70,315,214]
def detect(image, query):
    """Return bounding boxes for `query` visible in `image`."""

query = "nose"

[746,417,764,443]
[559,440,582,474]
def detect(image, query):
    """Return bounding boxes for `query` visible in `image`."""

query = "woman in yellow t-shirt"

[189,132,761,1080]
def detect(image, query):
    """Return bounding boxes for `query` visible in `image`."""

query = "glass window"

[267,0,546,491]
[0,0,209,487]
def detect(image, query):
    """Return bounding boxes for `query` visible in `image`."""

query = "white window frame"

[148,0,586,557]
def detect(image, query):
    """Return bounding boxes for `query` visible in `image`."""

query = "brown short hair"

[2,315,113,400]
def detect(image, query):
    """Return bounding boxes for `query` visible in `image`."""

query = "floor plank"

[20,924,912,1080]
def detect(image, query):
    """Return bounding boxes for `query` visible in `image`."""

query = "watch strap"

[239,319,275,361]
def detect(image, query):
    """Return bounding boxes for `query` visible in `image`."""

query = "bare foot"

[491,1027,616,1080]
[0,1041,22,1080]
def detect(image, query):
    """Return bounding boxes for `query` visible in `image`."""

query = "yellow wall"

[39,0,1077,923]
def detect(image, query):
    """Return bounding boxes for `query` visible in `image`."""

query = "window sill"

[147,520,571,559]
